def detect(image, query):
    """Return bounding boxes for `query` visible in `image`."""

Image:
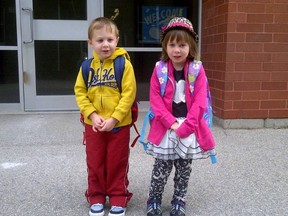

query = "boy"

[74,17,136,216]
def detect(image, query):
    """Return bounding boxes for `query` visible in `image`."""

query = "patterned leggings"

[148,158,192,201]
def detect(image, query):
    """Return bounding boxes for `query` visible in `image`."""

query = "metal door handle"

[22,8,34,44]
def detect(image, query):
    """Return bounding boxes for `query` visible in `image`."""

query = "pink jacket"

[147,59,216,152]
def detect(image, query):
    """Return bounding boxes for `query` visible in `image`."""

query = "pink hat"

[161,17,198,42]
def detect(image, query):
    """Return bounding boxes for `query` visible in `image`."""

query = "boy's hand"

[98,117,119,132]
[89,112,105,132]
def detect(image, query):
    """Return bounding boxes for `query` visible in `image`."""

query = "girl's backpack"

[139,60,214,152]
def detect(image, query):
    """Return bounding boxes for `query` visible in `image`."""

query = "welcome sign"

[142,6,187,43]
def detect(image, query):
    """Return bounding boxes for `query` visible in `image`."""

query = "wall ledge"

[213,117,288,129]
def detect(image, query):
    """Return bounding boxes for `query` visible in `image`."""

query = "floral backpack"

[139,60,215,163]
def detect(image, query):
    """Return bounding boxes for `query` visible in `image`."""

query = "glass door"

[20,0,101,111]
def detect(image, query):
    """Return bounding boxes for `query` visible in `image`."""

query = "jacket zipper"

[100,62,103,108]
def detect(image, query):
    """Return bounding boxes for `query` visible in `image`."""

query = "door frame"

[19,0,102,111]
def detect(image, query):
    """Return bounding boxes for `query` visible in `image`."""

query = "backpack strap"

[130,123,140,148]
[155,61,168,96]
[205,82,213,128]
[139,61,168,150]
[210,151,217,164]
[189,61,215,163]
[187,60,201,94]
[114,56,141,147]
[81,58,94,88]
[114,55,125,91]
[139,110,153,151]
[189,61,213,128]
[80,58,93,145]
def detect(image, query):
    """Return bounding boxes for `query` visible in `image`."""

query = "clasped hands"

[89,112,118,133]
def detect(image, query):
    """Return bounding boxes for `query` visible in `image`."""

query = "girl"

[146,17,216,216]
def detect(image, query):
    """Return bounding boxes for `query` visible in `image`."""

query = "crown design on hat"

[161,17,198,42]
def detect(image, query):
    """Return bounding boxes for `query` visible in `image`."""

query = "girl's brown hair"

[160,29,199,62]
[88,17,119,40]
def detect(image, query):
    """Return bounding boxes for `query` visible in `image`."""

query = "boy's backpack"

[139,60,216,163]
[80,55,140,147]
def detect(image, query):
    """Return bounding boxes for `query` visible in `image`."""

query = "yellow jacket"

[74,47,136,127]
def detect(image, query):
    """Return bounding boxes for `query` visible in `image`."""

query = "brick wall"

[201,0,288,119]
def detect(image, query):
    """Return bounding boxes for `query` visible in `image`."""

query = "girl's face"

[88,26,119,61]
[166,38,190,70]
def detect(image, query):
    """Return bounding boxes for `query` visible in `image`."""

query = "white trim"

[0,46,18,50]
[16,0,24,111]
[0,103,23,112]
[24,95,78,111]
[34,20,88,40]
[125,47,161,52]
[87,0,103,58]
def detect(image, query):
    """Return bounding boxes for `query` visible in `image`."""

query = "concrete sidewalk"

[0,112,287,216]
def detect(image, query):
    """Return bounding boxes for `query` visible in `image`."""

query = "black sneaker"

[170,199,186,216]
[147,198,162,216]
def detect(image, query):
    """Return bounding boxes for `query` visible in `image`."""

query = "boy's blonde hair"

[160,29,199,61]
[88,17,119,39]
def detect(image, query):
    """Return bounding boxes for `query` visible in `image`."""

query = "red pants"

[84,124,132,207]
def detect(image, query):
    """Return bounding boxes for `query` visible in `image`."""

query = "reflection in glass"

[33,0,86,20]
[104,0,198,47]
[35,41,87,95]
[0,0,17,45]
[0,51,19,102]
[104,0,199,101]
[129,52,161,101]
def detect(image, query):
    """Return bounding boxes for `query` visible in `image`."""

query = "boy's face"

[89,26,119,61]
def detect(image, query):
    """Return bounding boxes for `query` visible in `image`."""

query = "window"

[33,0,86,20]
[104,0,199,100]
[35,41,87,95]
[0,0,17,46]
[0,51,19,103]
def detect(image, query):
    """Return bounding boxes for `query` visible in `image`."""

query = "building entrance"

[0,0,199,112]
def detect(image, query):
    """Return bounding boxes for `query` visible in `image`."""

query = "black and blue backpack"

[80,56,140,147]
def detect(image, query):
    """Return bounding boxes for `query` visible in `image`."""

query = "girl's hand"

[170,121,179,131]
